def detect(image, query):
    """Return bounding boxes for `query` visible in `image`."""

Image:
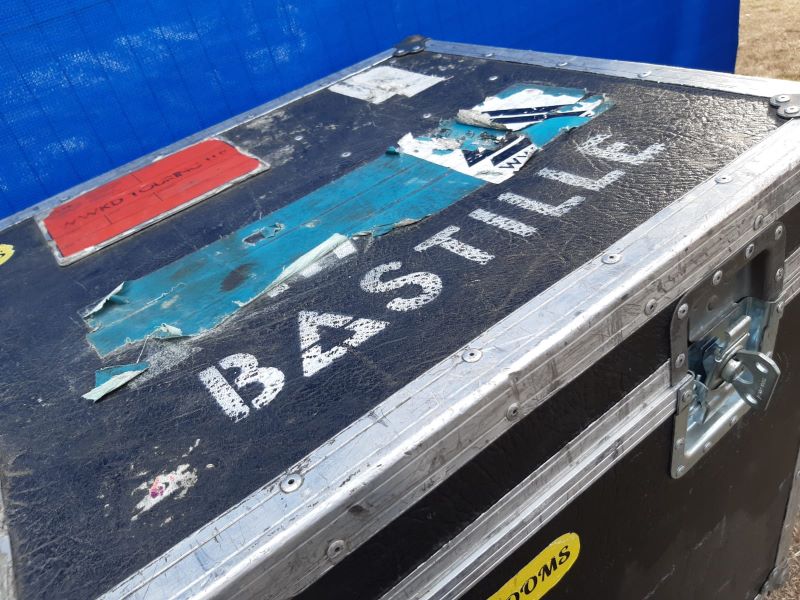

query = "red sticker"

[41,139,265,263]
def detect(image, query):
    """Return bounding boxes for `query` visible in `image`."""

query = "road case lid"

[1,39,800,600]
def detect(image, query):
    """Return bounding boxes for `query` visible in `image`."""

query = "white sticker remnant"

[457,87,588,131]
[132,464,198,521]
[329,66,444,104]
[299,311,389,377]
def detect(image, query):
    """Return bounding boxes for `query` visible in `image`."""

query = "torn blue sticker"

[84,84,611,355]
[82,362,150,402]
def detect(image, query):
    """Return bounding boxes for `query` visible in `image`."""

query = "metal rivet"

[776,267,785,282]
[786,106,800,115]
[602,253,622,264]
[677,303,689,319]
[280,473,303,493]
[506,403,520,421]
[682,388,695,404]
[326,539,346,562]
[488,75,498,81]
[557,61,569,67]
[644,298,657,315]
[422,113,432,119]
[675,353,686,369]
[745,243,756,259]
[754,214,765,230]
[729,415,738,427]
[776,94,792,104]
[484,52,494,58]
[674,437,684,449]
[778,301,786,315]
[462,348,483,363]
[341,151,351,158]
[676,465,686,476]
[703,441,712,453]
[294,134,304,141]
[715,174,732,184]
[637,71,651,78]
[712,270,723,286]
[394,49,407,56]
[775,224,785,240]
[411,45,423,52]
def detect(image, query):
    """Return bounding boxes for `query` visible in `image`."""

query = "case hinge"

[670,222,786,478]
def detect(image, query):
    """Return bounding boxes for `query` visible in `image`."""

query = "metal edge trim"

[0,49,393,234]
[0,475,16,600]
[387,245,800,600]
[100,117,800,600]
[381,364,679,600]
[425,39,800,98]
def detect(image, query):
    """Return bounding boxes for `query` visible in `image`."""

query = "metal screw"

[677,303,689,319]
[703,441,712,453]
[676,465,686,476]
[786,106,800,115]
[462,348,483,363]
[775,224,785,240]
[674,437,685,449]
[294,134,304,141]
[745,243,756,259]
[488,75,498,81]
[712,270,723,286]
[682,388,695,405]
[778,301,786,315]
[754,214,765,230]
[341,151,351,158]
[675,353,686,369]
[280,473,303,493]
[602,253,622,264]
[644,298,657,315]
[326,540,346,562]
[506,403,520,421]
[715,174,732,184]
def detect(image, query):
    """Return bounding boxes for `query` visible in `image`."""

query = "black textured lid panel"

[0,50,783,599]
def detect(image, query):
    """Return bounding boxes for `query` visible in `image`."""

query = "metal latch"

[670,222,786,478]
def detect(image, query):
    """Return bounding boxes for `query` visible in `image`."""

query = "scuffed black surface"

[0,51,785,599]
[461,297,800,600]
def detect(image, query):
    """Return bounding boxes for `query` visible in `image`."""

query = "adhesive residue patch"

[132,464,198,521]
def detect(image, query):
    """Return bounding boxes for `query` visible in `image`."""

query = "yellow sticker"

[488,532,580,600]
[0,244,13,266]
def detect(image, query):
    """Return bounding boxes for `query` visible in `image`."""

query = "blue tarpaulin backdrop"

[0,0,740,219]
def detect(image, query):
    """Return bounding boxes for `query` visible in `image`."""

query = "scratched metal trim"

[381,365,681,600]
[0,480,16,600]
[384,244,800,600]
[99,108,800,598]
[0,49,394,234]
[426,39,800,98]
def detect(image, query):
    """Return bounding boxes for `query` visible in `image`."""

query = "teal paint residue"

[86,154,482,355]
[85,83,613,356]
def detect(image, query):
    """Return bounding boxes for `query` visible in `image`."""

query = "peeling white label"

[360,262,443,312]
[397,132,535,184]
[465,88,587,131]
[329,66,444,104]
[132,464,198,521]
[299,311,389,377]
